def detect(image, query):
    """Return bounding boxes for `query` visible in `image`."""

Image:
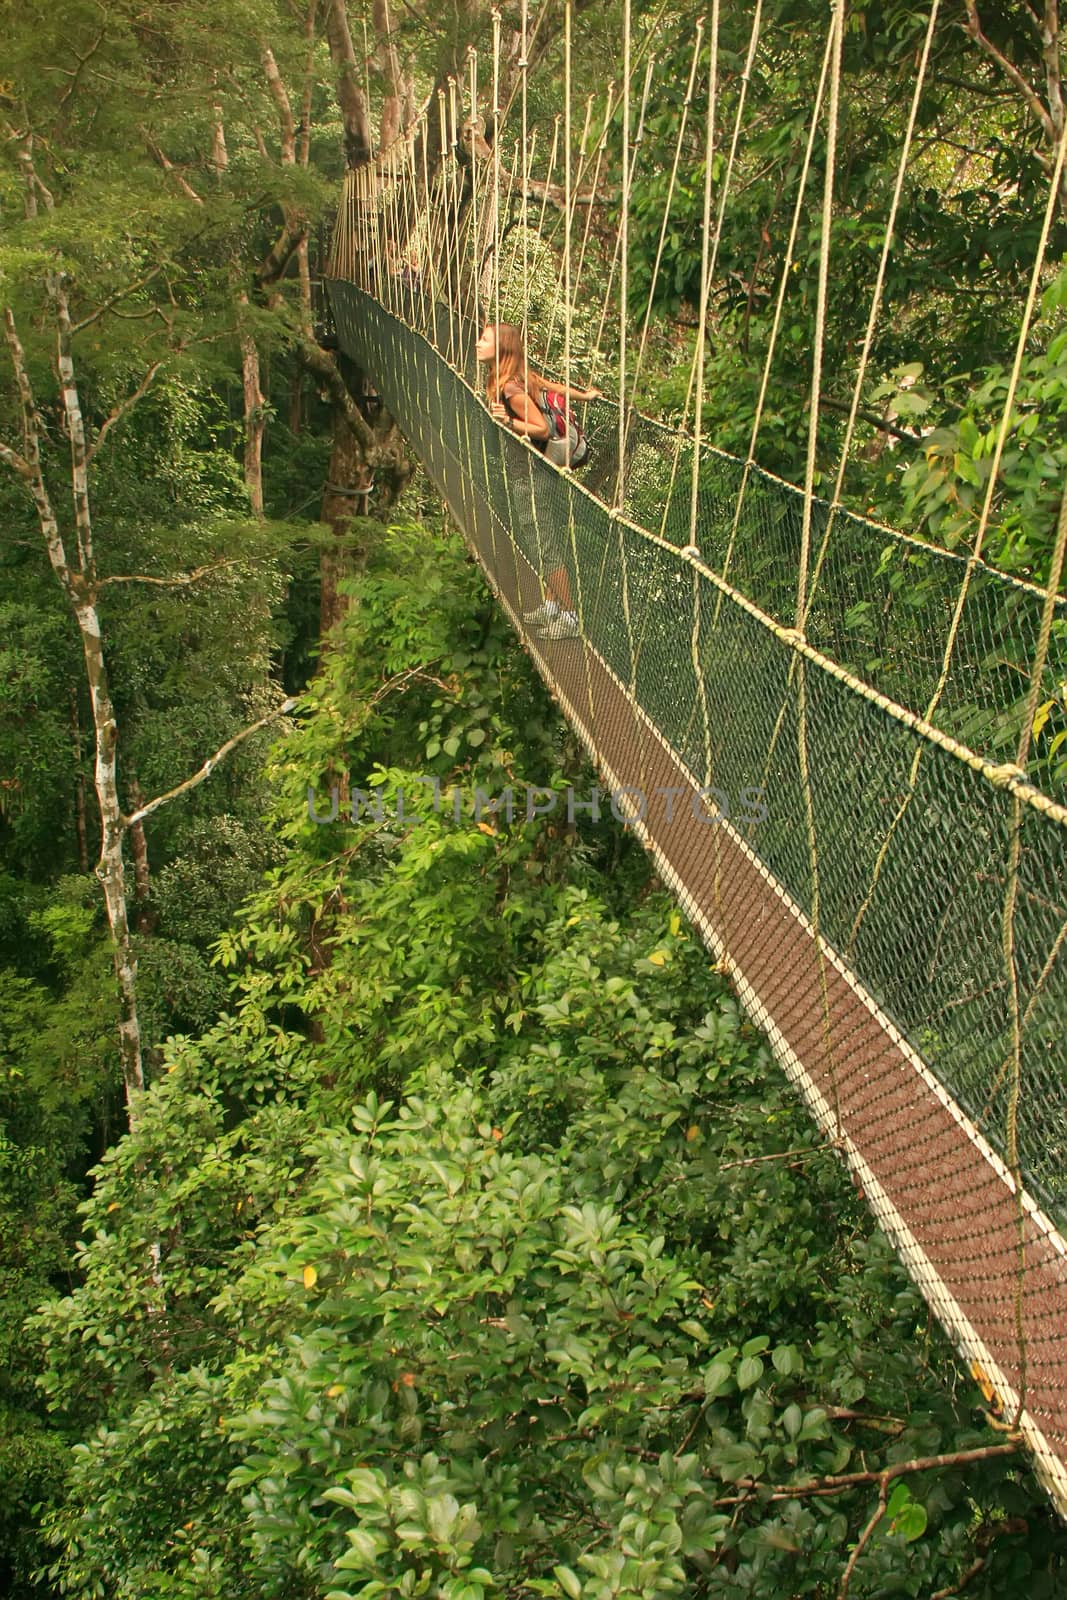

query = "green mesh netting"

[329,278,1067,1232]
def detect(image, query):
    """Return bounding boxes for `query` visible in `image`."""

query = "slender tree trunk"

[320,416,371,636]
[239,295,266,518]
[70,684,90,873]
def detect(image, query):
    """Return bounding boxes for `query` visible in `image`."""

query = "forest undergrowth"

[17,524,1067,1600]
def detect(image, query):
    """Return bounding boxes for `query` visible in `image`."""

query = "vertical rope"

[921,114,1067,730]
[520,0,531,346]
[797,0,842,626]
[492,8,503,341]
[795,0,844,1138]
[713,26,833,588]
[802,0,941,629]
[848,114,1067,958]
[563,0,573,405]
[629,30,702,421]
[999,484,1067,1430]
[688,0,719,548]
[615,0,632,510]
[469,49,481,324]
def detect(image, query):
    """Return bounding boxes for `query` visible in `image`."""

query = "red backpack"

[538,388,589,468]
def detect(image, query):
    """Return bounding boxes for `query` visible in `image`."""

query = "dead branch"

[124,698,298,829]
[99,559,250,589]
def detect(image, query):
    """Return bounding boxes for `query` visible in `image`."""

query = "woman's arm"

[493,383,551,440]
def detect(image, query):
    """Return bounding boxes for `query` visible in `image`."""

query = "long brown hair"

[483,322,548,403]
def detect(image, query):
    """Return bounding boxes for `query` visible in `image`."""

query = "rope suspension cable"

[449,78,466,364]
[496,142,524,318]
[627,27,703,429]
[542,88,609,370]
[564,0,573,406]
[1000,478,1067,1427]
[712,26,834,600]
[656,1,765,552]
[451,72,476,344]
[468,48,481,323]
[492,7,503,341]
[688,0,720,554]
[683,6,719,792]
[848,113,1067,958]
[795,0,845,1137]
[753,2,940,812]
[571,87,617,368]
[615,0,632,511]
[520,0,530,345]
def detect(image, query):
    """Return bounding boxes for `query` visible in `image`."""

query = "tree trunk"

[320,415,371,636]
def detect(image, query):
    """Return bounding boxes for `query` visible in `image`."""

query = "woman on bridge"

[476,321,598,641]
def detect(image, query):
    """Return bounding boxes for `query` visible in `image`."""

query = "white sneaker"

[536,610,580,640]
[523,599,558,624]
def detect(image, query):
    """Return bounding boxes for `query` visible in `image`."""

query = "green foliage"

[29,524,1067,1600]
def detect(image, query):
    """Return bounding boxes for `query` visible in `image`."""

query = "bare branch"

[714,1441,1020,1507]
[85,360,164,467]
[963,2,1056,142]
[2,308,76,594]
[141,128,205,204]
[71,267,166,335]
[262,45,297,165]
[56,29,107,114]
[837,1481,888,1600]
[99,559,249,589]
[124,699,299,829]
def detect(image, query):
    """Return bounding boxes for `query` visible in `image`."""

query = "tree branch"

[299,338,376,451]
[963,2,1055,141]
[141,129,205,204]
[71,267,166,335]
[715,1441,1020,1507]
[124,699,298,830]
[0,437,32,481]
[2,308,76,596]
[99,559,250,589]
[838,1480,888,1600]
[262,45,297,165]
[85,361,164,467]
[819,395,922,445]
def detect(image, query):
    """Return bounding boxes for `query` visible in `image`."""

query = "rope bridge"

[326,0,1067,1514]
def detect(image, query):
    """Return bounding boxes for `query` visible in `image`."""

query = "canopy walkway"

[325,5,1067,1515]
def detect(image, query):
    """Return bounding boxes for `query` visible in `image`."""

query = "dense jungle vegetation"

[2,0,1067,1595]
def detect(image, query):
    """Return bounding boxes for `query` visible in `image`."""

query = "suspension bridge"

[325,1,1067,1514]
